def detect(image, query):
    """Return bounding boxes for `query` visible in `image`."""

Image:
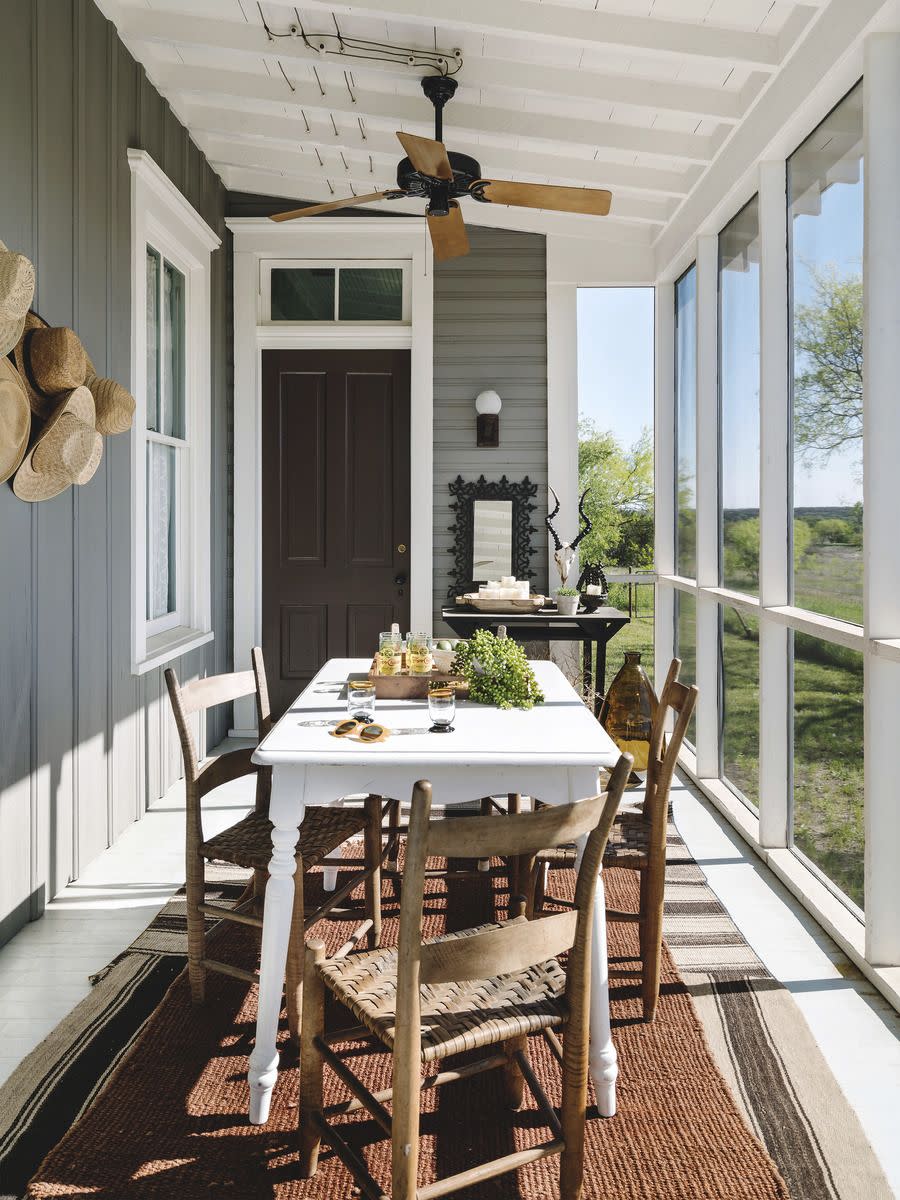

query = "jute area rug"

[0,828,889,1200]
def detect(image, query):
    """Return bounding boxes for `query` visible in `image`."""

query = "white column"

[654,282,676,688]
[757,161,791,848]
[863,35,900,963]
[694,234,720,778]
[546,271,579,594]
[231,247,261,736]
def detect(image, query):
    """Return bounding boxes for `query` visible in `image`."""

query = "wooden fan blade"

[426,201,470,262]
[269,191,389,222]
[477,180,612,216]
[396,131,453,181]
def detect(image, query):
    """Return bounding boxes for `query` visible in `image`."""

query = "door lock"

[394,573,407,586]
[397,543,407,554]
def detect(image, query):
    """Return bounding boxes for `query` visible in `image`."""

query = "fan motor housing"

[396,151,482,198]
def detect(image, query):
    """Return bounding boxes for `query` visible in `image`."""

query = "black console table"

[441,606,630,716]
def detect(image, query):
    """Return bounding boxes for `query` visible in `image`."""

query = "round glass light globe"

[474,389,502,415]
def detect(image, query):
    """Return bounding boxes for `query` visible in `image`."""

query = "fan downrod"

[421,74,458,141]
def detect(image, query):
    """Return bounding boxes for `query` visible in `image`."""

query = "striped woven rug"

[0,827,890,1200]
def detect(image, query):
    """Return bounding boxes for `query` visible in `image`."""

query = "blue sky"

[577,287,654,452]
[576,167,863,513]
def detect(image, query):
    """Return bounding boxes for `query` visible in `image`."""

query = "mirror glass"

[472,500,513,580]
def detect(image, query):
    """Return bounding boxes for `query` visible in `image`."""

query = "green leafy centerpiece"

[451,630,544,710]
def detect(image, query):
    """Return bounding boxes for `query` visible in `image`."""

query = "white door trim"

[227,217,434,734]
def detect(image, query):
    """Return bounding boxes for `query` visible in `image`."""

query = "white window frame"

[653,48,900,1007]
[260,258,411,326]
[128,149,220,675]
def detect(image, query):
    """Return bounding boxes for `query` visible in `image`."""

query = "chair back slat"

[164,651,272,812]
[251,647,273,737]
[420,910,578,986]
[426,794,609,862]
[642,660,698,834]
[178,669,257,716]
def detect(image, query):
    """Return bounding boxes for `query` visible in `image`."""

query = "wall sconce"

[475,389,501,447]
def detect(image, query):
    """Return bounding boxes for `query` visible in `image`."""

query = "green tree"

[793,518,813,565]
[724,517,760,587]
[577,420,654,569]
[813,517,857,545]
[794,265,862,468]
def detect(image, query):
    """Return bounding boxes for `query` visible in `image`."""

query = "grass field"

[587,546,865,911]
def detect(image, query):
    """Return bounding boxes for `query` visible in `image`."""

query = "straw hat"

[0,357,31,483]
[14,385,100,502]
[0,240,36,357]
[84,352,135,435]
[14,316,88,419]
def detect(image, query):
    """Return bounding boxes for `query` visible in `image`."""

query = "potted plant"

[554,586,580,616]
[451,630,544,709]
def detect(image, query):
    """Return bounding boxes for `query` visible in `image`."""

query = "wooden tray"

[367,654,467,700]
[455,594,546,613]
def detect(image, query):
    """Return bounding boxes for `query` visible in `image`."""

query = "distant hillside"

[723,507,859,523]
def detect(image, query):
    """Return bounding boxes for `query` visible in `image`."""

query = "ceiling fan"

[269,75,613,261]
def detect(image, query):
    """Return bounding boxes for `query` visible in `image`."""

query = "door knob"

[394,573,407,586]
[397,543,407,554]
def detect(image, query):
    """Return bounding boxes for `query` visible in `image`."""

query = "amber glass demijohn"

[600,651,656,771]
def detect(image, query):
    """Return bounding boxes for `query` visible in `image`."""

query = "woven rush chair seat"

[528,809,651,873]
[200,806,370,873]
[317,920,568,1062]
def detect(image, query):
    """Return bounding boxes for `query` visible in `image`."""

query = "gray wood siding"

[433,228,548,633]
[0,0,232,946]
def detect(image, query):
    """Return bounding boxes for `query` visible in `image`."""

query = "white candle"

[501,575,515,587]
[514,582,530,598]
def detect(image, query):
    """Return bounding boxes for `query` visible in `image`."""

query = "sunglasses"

[330,719,389,743]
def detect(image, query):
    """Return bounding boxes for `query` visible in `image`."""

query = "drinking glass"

[347,679,376,722]
[407,632,432,676]
[428,686,456,733]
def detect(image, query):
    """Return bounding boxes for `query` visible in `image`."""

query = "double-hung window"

[145,248,186,635]
[128,150,220,674]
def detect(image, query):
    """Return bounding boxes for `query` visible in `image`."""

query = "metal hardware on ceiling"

[256,4,463,76]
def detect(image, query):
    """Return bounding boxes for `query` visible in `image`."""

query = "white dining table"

[248,657,622,1125]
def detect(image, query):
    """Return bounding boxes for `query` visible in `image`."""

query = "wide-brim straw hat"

[84,352,135,435]
[14,314,88,419]
[0,357,32,484]
[14,385,100,502]
[0,239,36,358]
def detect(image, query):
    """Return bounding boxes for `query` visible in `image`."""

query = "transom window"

[264,262,408,324]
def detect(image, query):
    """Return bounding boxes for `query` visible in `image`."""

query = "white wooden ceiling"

[100,0,837,246]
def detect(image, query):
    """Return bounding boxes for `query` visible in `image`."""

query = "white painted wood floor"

[0,748,898,1195]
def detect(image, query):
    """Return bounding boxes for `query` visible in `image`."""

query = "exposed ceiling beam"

[199,135,673,225]
[654,0,884,275]
[262,0,785,68]
[113,6,749,123]
[153,63,719,164]
[179,101,702,198]
[221,163,656,244]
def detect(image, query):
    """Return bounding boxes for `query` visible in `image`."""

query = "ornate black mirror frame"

[447,475,538,597]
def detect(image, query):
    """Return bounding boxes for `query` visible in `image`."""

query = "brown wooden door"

[262,349,411,715]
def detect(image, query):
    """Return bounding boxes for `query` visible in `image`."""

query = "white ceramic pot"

[555,592,579,616]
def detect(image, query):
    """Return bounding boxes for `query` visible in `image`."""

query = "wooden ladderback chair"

[534,657,698,1022]
[299,754,632,1200]
[165,649,390,1042]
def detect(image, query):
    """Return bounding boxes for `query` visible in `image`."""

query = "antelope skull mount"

[546,486,593,588]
